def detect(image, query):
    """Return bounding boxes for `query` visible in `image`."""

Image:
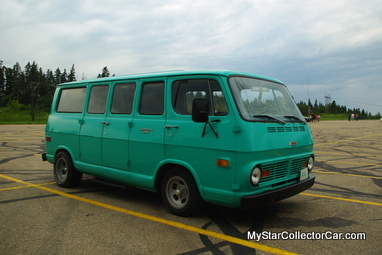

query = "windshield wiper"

[283,115,306,124]
[252,115,286,124]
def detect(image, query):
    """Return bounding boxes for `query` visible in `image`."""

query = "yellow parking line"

[314,151,382,157]
[315,159,381,167]
[0,181,57,191]
[313,170,382,179]
[0,174,299,255]
[0,136,24,141]
[300,193,382,206]
[314,133,382,147]
[0,186,28,191]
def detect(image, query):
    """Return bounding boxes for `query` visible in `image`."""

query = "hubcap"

[56,158,68,182]
[166,176,189,209]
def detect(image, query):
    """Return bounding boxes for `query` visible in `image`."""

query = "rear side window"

[172,79,228,116]
[57,87,86,113]
[111,83,136,114]
[139,82,164,115]
[88,85,109,114]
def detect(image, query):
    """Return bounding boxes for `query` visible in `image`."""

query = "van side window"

[57,87,86,113]
[111,83,136,114]
[139,82,164,115]
[88,85,109,114]
[172,79,228,116]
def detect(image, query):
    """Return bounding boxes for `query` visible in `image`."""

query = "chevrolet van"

[42,70,315,216]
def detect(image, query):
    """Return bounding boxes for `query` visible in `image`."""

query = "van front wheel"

[161,168,201,217]
[53,151,82,188]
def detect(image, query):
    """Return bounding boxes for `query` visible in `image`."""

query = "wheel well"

[155,164,193,191]
[54,149,74,162]
[55,149,65,156]
[55,149,69,158]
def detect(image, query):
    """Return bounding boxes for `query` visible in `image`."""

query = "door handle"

[100,122,110,125]
[164,125,179,129]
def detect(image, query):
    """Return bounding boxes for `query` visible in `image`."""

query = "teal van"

[42,70,315,216]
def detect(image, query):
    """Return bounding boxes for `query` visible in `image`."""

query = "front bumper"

[241,175,315,208]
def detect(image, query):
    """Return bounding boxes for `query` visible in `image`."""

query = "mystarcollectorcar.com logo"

[247,231,366,241]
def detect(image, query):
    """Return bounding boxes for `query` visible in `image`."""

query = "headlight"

[307,156,314,172]
[251,166,262,186]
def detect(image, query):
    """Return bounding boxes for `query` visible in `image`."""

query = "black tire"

[53,151,82,188]
[161,167,201,217]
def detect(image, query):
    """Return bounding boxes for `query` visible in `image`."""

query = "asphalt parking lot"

[1,121,381,255]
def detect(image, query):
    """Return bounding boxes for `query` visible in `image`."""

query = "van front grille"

[259,157,309,185]
[260,161,288,183]
[291,157,309,175]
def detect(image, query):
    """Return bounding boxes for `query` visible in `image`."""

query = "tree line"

[296,99,380,119]
[0,61,111,120]
[0,60,380,120]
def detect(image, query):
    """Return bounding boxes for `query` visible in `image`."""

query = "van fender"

[155,159,206,199]
[54,146,78,165]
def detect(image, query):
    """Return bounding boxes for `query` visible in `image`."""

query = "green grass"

[0,107,48,124]
[318,113,349,121]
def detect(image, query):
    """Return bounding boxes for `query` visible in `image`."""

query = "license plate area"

[300,167,309,181]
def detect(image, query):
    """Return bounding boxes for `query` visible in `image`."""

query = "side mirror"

[192,98,209,122]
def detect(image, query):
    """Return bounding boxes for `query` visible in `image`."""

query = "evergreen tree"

[54,68,62,84]
[331,100,337,114]
[61,68,68,83]
[11,63,25,103]
[68,64,76,82]
[25,61,40,120]
[45,69,55,94]
[98,66,110,78]
[0,60,5,103]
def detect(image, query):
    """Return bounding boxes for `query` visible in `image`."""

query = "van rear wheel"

[161,168,201,217]
[53,151,82,188]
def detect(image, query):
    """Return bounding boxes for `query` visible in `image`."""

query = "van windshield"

[228,76,305,123]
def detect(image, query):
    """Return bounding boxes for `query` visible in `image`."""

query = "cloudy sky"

[1,0,382,114]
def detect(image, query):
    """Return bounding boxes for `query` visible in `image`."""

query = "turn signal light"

[216,159,229,167]
[261,169,270,178]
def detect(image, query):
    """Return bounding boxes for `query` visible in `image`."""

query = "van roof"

[57,70,283,86]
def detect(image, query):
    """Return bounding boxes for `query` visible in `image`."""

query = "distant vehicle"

[42,70,315,216]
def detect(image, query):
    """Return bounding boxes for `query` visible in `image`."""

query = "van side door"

[102,82,136,170]
[79,84,109,165]
[128,80,166,182]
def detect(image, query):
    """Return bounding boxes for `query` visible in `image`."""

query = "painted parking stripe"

[315,159,382,167]
[300,193,382,206]
[314,133,382,147]
[312,170,382,179]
